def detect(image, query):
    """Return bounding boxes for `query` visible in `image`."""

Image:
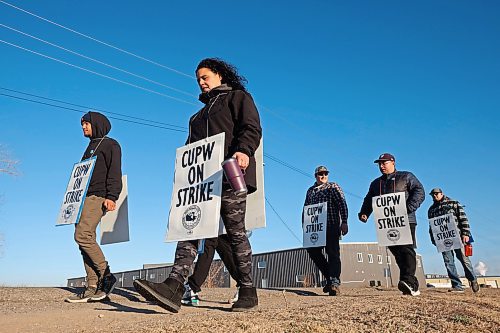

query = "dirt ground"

[0,286,499,333]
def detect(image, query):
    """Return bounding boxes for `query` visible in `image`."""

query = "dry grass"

[0,287,498,333]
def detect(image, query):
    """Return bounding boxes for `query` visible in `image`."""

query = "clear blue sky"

[1,0,499,286]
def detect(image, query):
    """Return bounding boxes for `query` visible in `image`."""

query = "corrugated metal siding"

[67,244,426,290]
[252,248,320,288]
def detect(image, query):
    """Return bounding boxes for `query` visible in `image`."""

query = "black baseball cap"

[374,153,395,163]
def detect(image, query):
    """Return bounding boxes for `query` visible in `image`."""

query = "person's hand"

[233,152,250,170]
[359,214,368,223]
[103,199,117,212]
[341,223,348,236]
[462,235,470,244]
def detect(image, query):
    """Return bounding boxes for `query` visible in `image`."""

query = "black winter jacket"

[81,112,122,201]
[187,85,262,193]
[359,170,425,224]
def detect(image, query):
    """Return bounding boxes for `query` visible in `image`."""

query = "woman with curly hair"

[134,58,262,312]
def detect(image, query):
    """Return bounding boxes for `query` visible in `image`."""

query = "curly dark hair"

[196,58,248,92]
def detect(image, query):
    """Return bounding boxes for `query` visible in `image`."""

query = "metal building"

[67,242,426,289]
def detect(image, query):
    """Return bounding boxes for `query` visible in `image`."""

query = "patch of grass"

[451,314,471,325]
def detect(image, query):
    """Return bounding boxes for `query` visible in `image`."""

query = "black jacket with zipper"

[358,170,425,224]
[187,85,262,194]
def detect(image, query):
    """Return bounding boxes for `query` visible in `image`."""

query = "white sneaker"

[398,281,420,296]
[229,288,239,304]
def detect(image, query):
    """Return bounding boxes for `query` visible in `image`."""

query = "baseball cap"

[314,166,329,175]
[429,188,443,195]
[374,153,395,163]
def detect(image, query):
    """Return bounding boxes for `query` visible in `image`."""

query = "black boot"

[134,278,185,313]
[232,287,258,312]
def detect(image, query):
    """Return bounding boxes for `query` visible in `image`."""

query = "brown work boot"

[134,278,184,313]
[232,287,258,312]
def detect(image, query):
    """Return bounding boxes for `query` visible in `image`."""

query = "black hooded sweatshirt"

[81,112,122,201]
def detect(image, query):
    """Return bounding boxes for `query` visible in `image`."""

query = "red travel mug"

[464,243,473,257]
[221,158,247,196]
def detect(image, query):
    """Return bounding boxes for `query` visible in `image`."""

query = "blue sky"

[1,0,499,286]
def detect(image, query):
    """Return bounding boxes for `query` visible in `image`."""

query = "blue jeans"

[442,248,476,288]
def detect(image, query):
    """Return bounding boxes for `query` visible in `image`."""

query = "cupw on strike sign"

[166,133,224,242]
[302,202,327,248]
[56,157,96,226]
[372,192,413,246]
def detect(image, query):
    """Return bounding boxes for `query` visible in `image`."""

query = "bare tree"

[0,144,19,258]
[202,261,225,289]
[0,145,19,176]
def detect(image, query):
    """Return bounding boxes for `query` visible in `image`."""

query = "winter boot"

[134,277,184,313]
[231,287,258,312]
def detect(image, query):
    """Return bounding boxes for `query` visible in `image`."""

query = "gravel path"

[0,287,498,333]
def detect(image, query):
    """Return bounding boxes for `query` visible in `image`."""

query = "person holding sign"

[303,166,348,296]
[134,58,262,312]
[66,112,122,303]
[427,188,479,293]
[358,153,424,296]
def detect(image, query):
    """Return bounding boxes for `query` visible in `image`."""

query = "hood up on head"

[82,111,111,139]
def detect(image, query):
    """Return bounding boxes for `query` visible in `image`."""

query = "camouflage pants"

[169,188,253,287]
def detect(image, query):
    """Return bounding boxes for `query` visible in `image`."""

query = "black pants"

[388,223,418,290]
[169,188,253,287]
[306,225,341,286]
[188,234,240,293]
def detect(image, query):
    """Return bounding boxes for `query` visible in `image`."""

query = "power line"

[0,23,198,99]
[0,0,194,79]
[0,87,187,130]
[265,197,302,245]
[0,39,198,106]
[0,93,188,133]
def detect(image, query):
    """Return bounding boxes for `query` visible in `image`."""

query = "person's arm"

[230,92,262,169]
[358,181,374,222]
[331,184,349,235]
[406,172,425,213]
[302,188,312,226]
[454,200,471,242]
[427,207,436,245]
[104,141,122,210]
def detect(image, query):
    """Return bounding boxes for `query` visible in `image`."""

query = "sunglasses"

[431,193,441,196]
[316,172,329,177]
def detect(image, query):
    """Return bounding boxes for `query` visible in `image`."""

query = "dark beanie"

[81,112,92,123]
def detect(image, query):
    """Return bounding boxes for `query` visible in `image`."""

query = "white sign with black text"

[429,213,462,253]
[372,192,413,246]
[166,133,224,242]
[302,202,327,248]
[56,157,97,226]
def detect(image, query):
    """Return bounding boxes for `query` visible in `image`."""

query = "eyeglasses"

[316,172,329,177]
[431,193,441,196]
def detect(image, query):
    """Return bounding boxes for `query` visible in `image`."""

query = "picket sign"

[372,192,413,246]
[429,213,462,253]
[302,202,327,248]
[56,157,96,226]
[100,175,129,245]
[165,133,225,242]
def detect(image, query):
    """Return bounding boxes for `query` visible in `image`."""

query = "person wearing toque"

[303,165,348,296]
[358,153,425,296]
[427,188,480,293]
